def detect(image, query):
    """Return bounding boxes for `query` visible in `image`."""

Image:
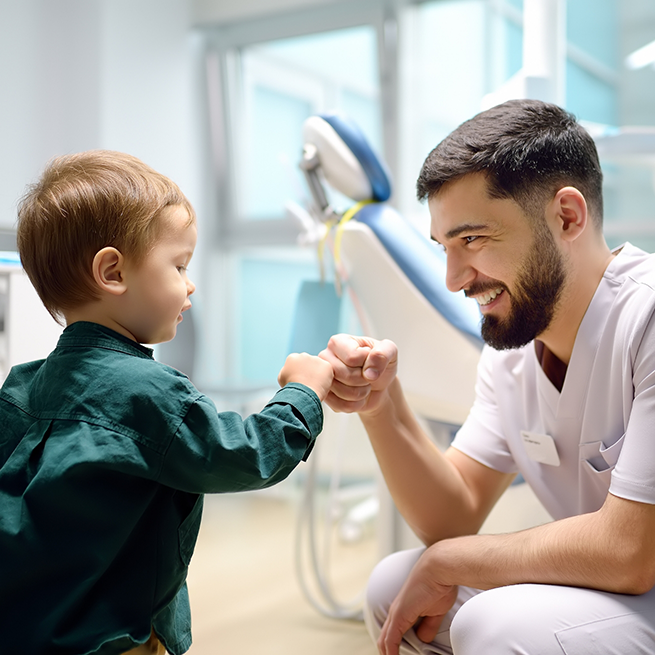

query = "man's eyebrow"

[443,223,489,240]
[430,222,495,244]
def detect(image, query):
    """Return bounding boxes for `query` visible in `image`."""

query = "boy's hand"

[278,353,334,401]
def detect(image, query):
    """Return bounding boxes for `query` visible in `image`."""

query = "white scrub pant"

[364,547,655,654]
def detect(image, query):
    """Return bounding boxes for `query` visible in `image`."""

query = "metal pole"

[522,0,566,105]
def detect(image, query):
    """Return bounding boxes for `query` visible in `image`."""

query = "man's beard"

[471,227,566,350]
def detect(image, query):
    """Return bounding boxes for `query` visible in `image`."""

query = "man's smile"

[474,287,504,307]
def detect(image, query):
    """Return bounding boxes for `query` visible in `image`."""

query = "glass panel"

[618,2,655,127]
[570,1,655,252]
[567,0,618,69]
[566,61,617,125]
[505,18,523,80]
[242,87,311,220]
[236,251,319,384]
[398,0,514,230]
[227,25,381,383]
[602,163,655,252]
[412,0,487,132]
[235,249,360,385]
[236,26,381,221]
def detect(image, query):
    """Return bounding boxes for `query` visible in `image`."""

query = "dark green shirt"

[0,322,323,654]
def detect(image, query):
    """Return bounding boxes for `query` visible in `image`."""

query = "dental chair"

[298,113,483,424]
[290,113,484,621]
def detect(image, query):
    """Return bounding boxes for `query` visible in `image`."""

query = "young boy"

[0,151,334,654]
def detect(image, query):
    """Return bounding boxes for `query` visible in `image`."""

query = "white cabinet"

[0,253,62,380]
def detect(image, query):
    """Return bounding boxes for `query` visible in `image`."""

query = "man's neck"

[535,341,568,392]
[536,246,616,383]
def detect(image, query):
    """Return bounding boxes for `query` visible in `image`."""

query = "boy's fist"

[278,353,334,401]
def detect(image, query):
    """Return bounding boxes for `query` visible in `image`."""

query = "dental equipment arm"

[293,113,485,621]
[300,113,482,426]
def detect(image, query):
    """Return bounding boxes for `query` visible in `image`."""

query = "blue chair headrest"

[354,203,483,344]
[319,113,392,202]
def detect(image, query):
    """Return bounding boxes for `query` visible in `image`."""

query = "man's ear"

[550,186,588,242]
[92,247,128,296]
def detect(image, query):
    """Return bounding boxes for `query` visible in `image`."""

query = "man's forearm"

[360,378,513,544]
[428,494,655,595]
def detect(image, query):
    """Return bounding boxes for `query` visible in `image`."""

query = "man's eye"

[464,236,478,244]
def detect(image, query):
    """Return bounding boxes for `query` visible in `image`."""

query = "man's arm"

[320,334,514,543]
[322,334,655,655]
[378,491,655,655]
[360,378,515,543]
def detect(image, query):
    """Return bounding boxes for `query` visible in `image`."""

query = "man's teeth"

[477,288,503,306]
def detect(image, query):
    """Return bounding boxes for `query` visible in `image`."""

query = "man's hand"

[319,334,398,415]
[377,548,458,655]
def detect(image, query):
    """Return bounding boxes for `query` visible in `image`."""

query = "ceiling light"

[626,39,655,70]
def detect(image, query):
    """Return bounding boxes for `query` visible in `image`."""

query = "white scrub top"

[451,243,655,520]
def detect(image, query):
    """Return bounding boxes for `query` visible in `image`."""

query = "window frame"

[199,0,404,250]
[195,0,406,386]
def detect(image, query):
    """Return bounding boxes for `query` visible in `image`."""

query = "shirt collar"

[57,321,154,359]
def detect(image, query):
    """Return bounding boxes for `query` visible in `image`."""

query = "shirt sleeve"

[450,346,519,474]
[157,383,323,493]
[610,309,655,504]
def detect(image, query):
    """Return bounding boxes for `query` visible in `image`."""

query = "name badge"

[520,431,560,467]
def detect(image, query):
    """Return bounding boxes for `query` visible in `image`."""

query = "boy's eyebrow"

[177,248,195,263]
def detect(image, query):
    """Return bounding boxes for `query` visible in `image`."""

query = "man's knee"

[364,547,425,636]
[450,584,600,655]
[451,585,564,654]
[452,583,655,655]
[450,587,519,653]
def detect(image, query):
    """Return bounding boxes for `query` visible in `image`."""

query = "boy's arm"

[159,383,324,494]
[157,354,332,495]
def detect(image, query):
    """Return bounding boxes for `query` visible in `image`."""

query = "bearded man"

[320,99,655,655]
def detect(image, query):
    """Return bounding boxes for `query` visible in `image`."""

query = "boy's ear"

[550,186,588,242]
[92,247,128,296]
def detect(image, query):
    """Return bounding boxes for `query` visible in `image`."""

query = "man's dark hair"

[416,99,604,228]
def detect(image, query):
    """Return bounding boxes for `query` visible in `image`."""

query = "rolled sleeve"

[451,347,519,475]
[158,383,323,494]
[611,312,655,504]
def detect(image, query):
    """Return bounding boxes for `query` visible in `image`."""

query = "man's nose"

[445,250,475,293]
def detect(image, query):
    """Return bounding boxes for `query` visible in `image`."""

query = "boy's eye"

[177,265,187,272]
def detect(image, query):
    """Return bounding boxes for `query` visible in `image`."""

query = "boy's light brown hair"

[17,150,195,324]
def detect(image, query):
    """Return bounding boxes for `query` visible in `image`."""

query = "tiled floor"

[185,488,379,654]
[185,476,551,654]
